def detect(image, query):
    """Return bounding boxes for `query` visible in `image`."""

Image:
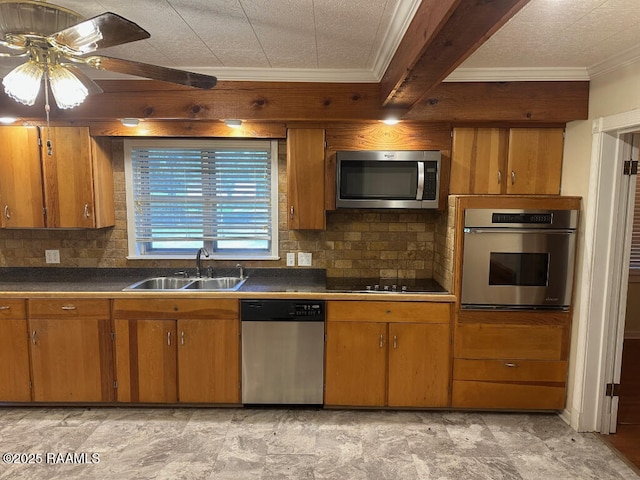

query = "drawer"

[0,299,26,319]
[453,359,567,383]
[327,301,450,323]
[454,323,568,360]
[113,298,238,320]
[452,380,566,410]
[29,299,110,319]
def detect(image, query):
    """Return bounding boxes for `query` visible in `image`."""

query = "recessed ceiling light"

[121,118,140,127]
[225,119,243,128]
[0,116,18,124]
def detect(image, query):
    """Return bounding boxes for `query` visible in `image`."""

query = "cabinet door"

[177,319,240,403]
[0,300,31,401]
[450,128,508,194]
[29,318,113,402]
[506,128,564,194]
[388,323,450,407]
[131,319,178,403]
[324,321,386,406]
[287,128,326,230]
[40,126,96,228]
[0,126,45,227]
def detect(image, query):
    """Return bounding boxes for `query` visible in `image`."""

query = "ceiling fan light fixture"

[47,64,88,109]
[2,59,44,106]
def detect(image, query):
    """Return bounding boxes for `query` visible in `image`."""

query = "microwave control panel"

[423,161,438,200]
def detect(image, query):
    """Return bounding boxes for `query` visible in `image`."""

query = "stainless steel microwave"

[336,150,441,209]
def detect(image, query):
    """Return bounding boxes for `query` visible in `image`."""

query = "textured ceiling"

[0,0,638,82]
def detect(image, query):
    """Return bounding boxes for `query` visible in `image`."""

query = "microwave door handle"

[416,162,425,200]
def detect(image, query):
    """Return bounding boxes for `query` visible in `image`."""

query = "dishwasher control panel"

[241,299,325,321]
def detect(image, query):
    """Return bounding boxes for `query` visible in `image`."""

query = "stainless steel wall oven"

[461,208,578,310]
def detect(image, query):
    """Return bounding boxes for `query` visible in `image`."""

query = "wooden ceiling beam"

[381,0,532,110]
[0,79,588,124]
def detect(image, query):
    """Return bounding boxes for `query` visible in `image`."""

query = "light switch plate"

[45,249,60,264]
[286,252,296,266]
[298,252,312,267]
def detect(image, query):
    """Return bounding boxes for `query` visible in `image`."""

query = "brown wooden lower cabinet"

[452,310,571,410]
[0,299,31,401]
[28,299,114,402]
[324,301,451,408]
[112,298,240,404]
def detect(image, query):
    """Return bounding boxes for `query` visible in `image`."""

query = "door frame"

[571,109,640,433]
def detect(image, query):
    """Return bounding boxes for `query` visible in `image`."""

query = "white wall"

[562,59,640,429]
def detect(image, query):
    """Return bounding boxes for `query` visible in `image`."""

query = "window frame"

[123,138,279,260]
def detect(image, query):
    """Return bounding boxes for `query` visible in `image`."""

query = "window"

[124,138,278,260]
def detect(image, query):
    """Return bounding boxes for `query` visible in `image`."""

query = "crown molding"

[370,0,423,82]
[444,67,590,82]
[588,44,640,79]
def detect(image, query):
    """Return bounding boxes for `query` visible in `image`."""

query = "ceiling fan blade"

[85,55,217,89]
[49,12,150,54]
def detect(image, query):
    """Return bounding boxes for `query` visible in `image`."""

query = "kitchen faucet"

[195,247,210,277]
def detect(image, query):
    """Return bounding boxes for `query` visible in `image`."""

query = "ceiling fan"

[0,0,217,110]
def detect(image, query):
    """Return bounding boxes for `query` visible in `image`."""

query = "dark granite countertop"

[0,267,453,301]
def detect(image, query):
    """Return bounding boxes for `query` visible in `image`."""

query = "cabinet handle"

[505,362,519,368]
[61,305,77,310]
[3,205,10,220]
[497,170,502,185]
[167,331,171,346]
[83,204,91,218]
[511,170,516,185]
[379,334,384,348]
[32,330,37,345]
[290,206,294,220]
[181,331,185,346]
[0,305,10,311]
[393,335,397,349]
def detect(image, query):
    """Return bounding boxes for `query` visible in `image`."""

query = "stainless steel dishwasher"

[241,299,325,405]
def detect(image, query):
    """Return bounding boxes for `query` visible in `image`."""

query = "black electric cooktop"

[325,277,448,294]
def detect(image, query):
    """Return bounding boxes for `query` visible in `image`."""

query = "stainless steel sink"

[123,276,247,291]
[184,276,247,291]
[124,277,195,290]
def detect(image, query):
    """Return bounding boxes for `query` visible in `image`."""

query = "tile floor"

[0,407,637,480]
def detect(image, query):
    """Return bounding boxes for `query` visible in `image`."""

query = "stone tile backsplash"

[0,139,451,284]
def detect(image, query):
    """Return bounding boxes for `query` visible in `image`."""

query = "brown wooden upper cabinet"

[450,127,564,195]
[0,126,115,228]
[287,128,326,230]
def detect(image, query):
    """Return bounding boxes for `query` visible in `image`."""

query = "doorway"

[602,133,640,468]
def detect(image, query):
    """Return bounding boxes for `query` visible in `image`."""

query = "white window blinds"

[125,139,278,259]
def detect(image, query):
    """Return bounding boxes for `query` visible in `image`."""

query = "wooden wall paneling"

[88,121,287,138]
[404,82,589,123]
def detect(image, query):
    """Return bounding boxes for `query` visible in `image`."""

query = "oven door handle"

[464,228,575,235]
[416,162,425,200]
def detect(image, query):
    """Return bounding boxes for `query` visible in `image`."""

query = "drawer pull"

[3,205,10,220]
[32,330,37,345]
[393,335,397,349]
[181,331,185,346]
[505,362,519,368]
[379,334,384,348]
[61,305,77,310]
[167,331,172,346]
[0,305,10,311]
